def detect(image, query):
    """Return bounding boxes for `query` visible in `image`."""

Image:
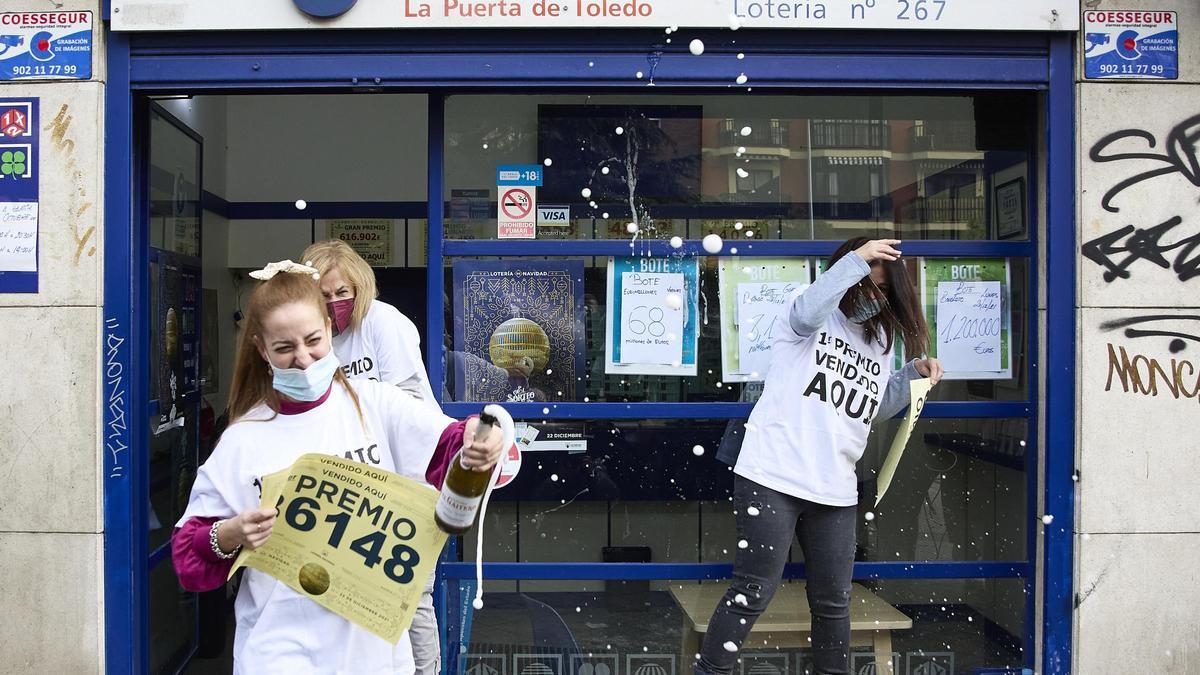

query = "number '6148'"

[275,495,422,584]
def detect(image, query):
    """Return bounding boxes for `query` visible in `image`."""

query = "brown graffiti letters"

[1106,343,1200,403]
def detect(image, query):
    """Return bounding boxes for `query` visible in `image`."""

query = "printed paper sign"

[497,186,536,239]
[0,201,37,271]
[0,12,92,81]
[605,256,699,376]
[231,453,448,644]
[452,259,586,403]
[920,259,1011,380]
[618,271,684,366]
[0,97,37,293]
[1084,10,1178,80]
[735,282,802,379]
[935,281,1002,374]
[326,219,394,266]
[875,377,933,507]
[496,164,543,187]
[718,258,810,382]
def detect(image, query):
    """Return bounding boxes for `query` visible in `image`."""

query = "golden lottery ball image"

[298,562,331,596]
[164,307,180,361]
[488,317,550,372]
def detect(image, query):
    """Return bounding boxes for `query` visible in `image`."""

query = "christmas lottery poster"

[453,260,585,403]
[604,256,700,376]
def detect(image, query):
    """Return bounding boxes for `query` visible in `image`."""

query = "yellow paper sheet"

[230,453,448,643]
[875,378,933,507]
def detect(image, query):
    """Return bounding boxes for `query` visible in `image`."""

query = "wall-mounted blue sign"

[293,0,359,19]
[1084,10,1178,80]
[0,12,91,81]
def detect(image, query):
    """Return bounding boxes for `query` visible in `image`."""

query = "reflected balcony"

[717,119,790,148]
[909,120,978,152]
[810,119,891,150]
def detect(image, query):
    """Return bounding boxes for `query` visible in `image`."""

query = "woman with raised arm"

[696,238,944,675]
[171,261,502,674]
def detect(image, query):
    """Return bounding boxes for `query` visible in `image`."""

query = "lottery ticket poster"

[231,453,448,643]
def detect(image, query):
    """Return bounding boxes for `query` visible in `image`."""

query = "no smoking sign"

[496,164,541,240]
[501,188,532,219]
[498,186,536,239]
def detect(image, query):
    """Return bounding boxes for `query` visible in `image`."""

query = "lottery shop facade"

[99,2,1079,673]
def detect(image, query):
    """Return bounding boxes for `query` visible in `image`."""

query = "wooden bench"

[669,581,912,675]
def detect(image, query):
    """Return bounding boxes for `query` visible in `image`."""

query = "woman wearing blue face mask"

[171,261,504,675]
[695,238,944,675]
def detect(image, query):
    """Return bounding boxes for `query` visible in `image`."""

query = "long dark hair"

[829,237,930,357]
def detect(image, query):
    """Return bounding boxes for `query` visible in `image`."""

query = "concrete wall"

[0,2,105,673]
[1075,2,1200,672]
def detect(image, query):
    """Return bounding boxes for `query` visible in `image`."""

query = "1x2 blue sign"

[293,0,358,18]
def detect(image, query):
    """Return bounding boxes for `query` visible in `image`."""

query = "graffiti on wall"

[1101,315,1200,403]
[104,316,128,480]
[1084,115,1200,283]
[1082,216,1200,283]
[1100,314,1200,354]
[1089,114,1200,214]
[1105,342,1200,403]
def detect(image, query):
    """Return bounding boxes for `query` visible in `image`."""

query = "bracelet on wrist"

[210,519,241,560]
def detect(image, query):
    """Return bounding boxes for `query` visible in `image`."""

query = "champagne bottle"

[434,411,497,535]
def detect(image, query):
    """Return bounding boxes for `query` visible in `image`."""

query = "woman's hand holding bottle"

[461,416,505,472]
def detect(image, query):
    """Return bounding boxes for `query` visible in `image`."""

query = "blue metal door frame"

[102,25,1076,674]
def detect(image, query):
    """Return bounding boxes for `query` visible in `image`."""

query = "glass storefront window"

[442,257,1030,404]
[448,577,1026,675]
[859,417,1028,563]
[148,561,197,673]
[462,418,1026,569]
[444,93,1034,242]
[148,108,202,256]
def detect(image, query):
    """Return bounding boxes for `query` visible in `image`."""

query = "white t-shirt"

[334,300,438,408]
[735,260,896,507]
[178,380,454,675]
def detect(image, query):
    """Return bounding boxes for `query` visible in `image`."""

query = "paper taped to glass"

[229,453,448,643]
[875,378,933,507]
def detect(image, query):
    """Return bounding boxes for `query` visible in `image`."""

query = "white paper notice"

[736,281,804,379]
[619,271,683,366]
[935,281,1002,374]
[0,201,38,272]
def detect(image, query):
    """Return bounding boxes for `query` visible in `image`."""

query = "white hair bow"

[249,259,321,281]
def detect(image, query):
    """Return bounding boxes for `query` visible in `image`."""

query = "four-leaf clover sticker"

[1,150,27,177]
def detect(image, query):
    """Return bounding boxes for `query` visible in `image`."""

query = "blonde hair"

[228,270,363,424]
[301,240,378,332]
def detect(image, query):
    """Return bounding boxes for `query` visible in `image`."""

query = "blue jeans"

[695,475,857,675]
